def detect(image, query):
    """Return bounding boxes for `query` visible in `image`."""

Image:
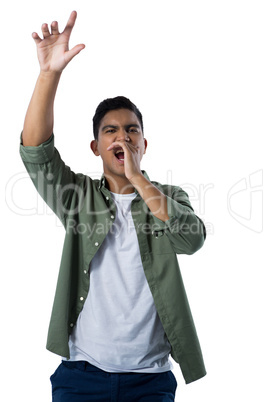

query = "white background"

[1,0,267,401]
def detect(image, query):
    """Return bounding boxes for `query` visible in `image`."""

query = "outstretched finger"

[32,32,42,45]
[63,10,77,37]
[51,21,60,35]
[41,23,51,38]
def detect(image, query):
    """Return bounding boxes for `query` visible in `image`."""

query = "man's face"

[91,109,147,185]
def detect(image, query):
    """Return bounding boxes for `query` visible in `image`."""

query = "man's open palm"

[32,10,85,73]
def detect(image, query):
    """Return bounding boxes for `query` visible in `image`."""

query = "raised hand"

[32,10,85,73]
[107,140,143,182]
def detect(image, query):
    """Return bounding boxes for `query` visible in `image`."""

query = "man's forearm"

[129,174,170,222]
[22,71,62,146]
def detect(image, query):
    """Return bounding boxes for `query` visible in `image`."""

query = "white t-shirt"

[67,191,173,373]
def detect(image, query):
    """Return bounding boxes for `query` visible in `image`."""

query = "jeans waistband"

[62,360,105,373]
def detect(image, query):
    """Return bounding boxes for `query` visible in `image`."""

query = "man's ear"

[90,140,100,156]
[143,138,148,154]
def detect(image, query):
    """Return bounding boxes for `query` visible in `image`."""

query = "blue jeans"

[50,360,177,401]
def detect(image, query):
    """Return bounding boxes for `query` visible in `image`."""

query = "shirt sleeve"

[151,185,206,255]
[19,132,84,228]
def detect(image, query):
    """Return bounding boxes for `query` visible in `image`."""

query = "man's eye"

[129,128,138,133]
[106,129,115,133]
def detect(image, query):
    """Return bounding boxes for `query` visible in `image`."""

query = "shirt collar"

[98,170,150,195]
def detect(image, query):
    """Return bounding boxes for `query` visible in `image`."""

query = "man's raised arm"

[22,10,85,147]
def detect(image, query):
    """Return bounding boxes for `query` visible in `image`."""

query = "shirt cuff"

[19,132,55,164]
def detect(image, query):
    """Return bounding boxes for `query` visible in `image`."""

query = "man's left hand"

[107,140,143,182]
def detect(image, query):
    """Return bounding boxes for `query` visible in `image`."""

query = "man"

[20,10,206,401]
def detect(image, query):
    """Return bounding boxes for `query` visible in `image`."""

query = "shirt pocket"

[151,230,175,254]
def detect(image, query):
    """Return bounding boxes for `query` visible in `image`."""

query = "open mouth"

[114,148,124,161]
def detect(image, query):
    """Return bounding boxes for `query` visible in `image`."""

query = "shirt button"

[84,270,87,274]
[80,297,84,301]
[106,196,109,200]
[111,215,114,219]
[95,242,99,246]
[70,323,74,327]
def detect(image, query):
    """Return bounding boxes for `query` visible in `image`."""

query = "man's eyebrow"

[125,124,140,130]
[101,124,140,131]
[101,125,119,131]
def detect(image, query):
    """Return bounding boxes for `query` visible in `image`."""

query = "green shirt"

[19,132,207,384]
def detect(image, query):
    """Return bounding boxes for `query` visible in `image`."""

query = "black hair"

[92,96,143,140]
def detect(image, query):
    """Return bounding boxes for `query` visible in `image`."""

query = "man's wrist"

[128,172,146,190]
[39,69,62,81]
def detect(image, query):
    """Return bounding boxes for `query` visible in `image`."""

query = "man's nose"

[116,129,130,141]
